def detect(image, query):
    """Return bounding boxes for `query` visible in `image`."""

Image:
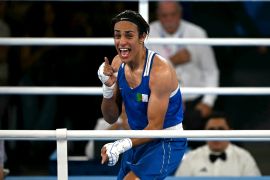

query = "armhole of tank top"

[170,84,180,98]
[117,63,125,82]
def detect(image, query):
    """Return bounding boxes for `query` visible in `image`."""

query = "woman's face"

[114,21,144,63]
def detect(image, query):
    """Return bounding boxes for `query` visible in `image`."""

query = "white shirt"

[148,20,219,106]
[174,143,261,176]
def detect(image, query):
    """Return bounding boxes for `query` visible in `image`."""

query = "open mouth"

[119,48,131,58]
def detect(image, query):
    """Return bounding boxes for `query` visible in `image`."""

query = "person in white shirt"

[174,112,261,176]
[148,1,219,133]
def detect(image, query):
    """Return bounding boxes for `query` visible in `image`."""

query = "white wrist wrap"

[97,62,109,84]
[104,138,132,166]
[103,84,115,99]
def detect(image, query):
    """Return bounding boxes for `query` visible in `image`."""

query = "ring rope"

[2,129,269,180]
[0,87,270,95]
[2,2,269,179]
[0,38,270,46]
[0,129,270,141]
[13,0,270,2]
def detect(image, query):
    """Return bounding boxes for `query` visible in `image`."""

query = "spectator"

[0,141,4,180]
[0,140,9,180]
[16,2,60,167]
[19,2,59,131]
[190,1,266,86]
[174,111,261,176]
[0,3,10,178]
[0,1,10,121]
[148,1,219,132]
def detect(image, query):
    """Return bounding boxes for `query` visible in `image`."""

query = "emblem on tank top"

[136,93,148,102]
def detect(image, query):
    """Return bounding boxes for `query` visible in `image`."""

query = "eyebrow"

[114,30,135,33]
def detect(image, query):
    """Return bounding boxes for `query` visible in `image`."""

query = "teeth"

[120,48,129,51]
[119,48,129,58]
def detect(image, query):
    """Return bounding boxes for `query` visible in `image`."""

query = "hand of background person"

[195,102,212,118]
[0,167,3,180]
[169,48,191,65]
[257,46,268,55]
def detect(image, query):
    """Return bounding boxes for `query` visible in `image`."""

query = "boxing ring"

[4,176,270,180]
[1,0,270,180]
[1,130,270,180]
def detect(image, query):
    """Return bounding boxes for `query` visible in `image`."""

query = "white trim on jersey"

[170,84,180,98]
[143,50,155,77]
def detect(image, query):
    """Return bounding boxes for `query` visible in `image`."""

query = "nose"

[119,36,128,45]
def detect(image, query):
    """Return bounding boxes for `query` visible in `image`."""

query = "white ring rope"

[1,38,270,46]
[0,87,103,95]
[0,129,270,141]
[0,87,270,95]
[17,0,270,2]
[2,129,269,180]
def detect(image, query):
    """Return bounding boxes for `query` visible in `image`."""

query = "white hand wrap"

[97,62,109,84]
[102,84,115,99]
[104,138,132,166]
[98,62,115,98]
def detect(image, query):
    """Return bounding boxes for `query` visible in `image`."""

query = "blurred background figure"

[85,103,129,160]
[148,1,219,136]
[0,1,11,123]
[0,140,10,180]
[17,3,59,168]
[174,111,261,176]
[0,2,10,179]
[0,141,5,180]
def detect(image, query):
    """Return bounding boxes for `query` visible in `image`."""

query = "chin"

[120,57,129,64]
[212,148,224,152]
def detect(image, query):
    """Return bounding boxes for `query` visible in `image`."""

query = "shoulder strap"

[143,49,155,77]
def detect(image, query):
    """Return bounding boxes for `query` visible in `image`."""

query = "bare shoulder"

[150,54,178,92]
[151,54,174,80]
[111,55,122,72]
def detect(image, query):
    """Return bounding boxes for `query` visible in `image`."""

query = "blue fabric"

[6,176,269,180]
[116,48,186,179]
[117,48,184,130]
[117,138,187,180]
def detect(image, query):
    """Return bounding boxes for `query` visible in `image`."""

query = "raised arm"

[98,56,122,124]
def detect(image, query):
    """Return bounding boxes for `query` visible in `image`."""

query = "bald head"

[157,1,182,13]
[156,1,182,34]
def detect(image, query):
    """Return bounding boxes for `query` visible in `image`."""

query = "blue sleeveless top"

[117,49,183,130]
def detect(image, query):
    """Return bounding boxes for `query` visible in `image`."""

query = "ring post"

[56,128,68,180]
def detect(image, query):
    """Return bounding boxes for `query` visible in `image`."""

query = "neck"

[127,46,146,71]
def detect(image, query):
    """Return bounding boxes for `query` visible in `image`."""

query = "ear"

[139,32,147,43]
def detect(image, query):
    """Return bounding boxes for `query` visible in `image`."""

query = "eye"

[125,32,134,39]
[114,34,121,39]
[126,34,133,39]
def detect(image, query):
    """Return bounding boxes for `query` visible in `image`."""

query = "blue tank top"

[117,49,183,130]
